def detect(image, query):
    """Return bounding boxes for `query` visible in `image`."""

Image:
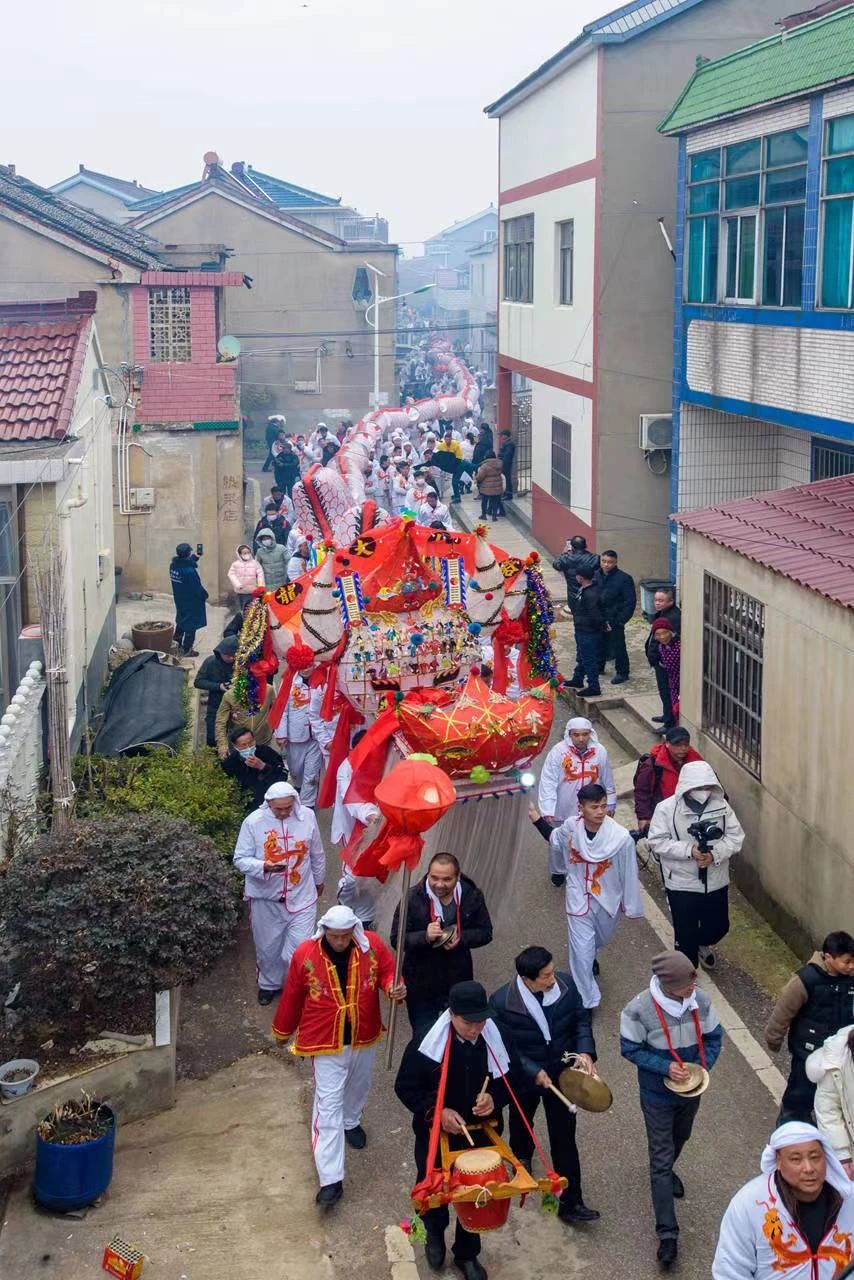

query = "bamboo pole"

[34,548,73,834]
[384,863,412,1070]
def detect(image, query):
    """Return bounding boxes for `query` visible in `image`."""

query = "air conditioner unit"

[639,413,673,451]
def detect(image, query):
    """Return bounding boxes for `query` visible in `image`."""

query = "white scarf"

[425,879,461,922]
[418,1010,510,1079]
[515,975,561,1043]
[650,975,698,1019]
[761,1121,854,1198]
[570,814,627,865]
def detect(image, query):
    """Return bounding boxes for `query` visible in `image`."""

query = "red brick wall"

[132,284,237,423]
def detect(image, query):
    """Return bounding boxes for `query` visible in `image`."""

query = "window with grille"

[811,437,854,481]
[148,287,192,362]
[557,220,574,305]
[503,214,534,303]
[551,417,572,507]
[820,113,854,309]
[702,574,764,776]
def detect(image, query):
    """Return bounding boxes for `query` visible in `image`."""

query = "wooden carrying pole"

[35,549,73,834]
[384,863,412,1069]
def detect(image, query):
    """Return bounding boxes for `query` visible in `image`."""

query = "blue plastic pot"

[33,1105,116,1212]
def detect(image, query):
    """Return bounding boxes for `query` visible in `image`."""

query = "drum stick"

[459,1121,476,1147]
[547,1083,576,1111]
[479,1076,490,1096]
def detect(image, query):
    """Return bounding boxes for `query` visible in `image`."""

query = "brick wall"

[132,284,237,423]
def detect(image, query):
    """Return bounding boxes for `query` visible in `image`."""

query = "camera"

[687,819,724,853]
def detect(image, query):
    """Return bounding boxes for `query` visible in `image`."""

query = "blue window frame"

[820,114,854,309]
[811,437,854,480]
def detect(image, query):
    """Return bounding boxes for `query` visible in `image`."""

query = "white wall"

[530,381,594,524]
[499,179,596,377]
[499,53,598,189]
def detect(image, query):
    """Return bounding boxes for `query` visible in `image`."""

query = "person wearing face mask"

[621,951,723,1270]
[712,1121,854,1280]
[226,543,265,611]
[220,727,287,811]
[647,760,745,971]
[537,717,617,887]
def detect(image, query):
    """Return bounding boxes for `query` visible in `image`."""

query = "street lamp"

[364,262,435,408]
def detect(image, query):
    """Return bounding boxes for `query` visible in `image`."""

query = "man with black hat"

[395,980,511,1280]
[633,727,703,838]
[489,946,600,1225]
[169,543,208,656]
[620,951,723,1269]
[390,853,493,1037]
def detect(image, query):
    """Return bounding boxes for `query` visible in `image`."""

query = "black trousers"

[510,1088,583,1207]
[654,663,674,726]
[503,468,513,500]
[174,626,197,653]
[414,1129,481,1262]
[666,886,730,967]
[572,631,603,692]
[600,625,630,678]
[779,1056,817,1124]
[640,1098,700,1239]
[480,494,505,518]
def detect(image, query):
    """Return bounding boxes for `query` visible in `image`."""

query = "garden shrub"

[2,812,238,1044]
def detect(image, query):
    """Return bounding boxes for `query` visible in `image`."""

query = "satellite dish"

[217,334,241,361]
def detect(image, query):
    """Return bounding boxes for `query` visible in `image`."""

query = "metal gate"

[512,392,532,495]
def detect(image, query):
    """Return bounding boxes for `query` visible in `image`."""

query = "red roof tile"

[675,475,854,611]
[0,317,91,442]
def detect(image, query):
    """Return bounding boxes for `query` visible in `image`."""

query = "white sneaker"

[698,946,716,970]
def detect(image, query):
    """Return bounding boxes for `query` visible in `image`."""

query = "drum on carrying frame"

[453,1147,511,1233]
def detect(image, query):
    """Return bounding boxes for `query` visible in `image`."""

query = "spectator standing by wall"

[567,556,606,697]
[596,550,636,685]
[498,429,516,501]
[645,587,681,727]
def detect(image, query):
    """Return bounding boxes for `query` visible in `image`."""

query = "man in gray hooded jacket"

[254,528,289,593]
[648,760,744,971]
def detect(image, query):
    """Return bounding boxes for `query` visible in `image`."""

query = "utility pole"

[363,263,435,407]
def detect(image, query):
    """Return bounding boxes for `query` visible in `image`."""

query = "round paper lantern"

[372,758,456,870]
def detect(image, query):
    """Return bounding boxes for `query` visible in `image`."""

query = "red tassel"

[316,703,364,811]
[378,832,423,872]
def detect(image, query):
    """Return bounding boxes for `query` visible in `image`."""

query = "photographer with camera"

[648,761,744,971]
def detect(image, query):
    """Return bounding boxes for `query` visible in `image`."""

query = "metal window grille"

[702,574,764,777]
[148,287,191,363]
[551,416,572,507]
[811,437,854,481]
[512,391,531,496]
[502,215,534,303]
[558,221,574,305]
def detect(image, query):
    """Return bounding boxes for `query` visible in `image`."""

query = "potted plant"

[130,619,175,653]
[0,1057,39,1098]
[34,1093,116,1212]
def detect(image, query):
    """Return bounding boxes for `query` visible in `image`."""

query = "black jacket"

[253,515,290,549]
[394,1031,509,1135]
[553,548,592,586]
[645,604,681,667]
[390,875,493,1005]
[471,427,494,470]
[489,973,595,1088]
[194,646,233,733]
[596,566,636,627]
[569,583,606,634]
[789,963,854,1061]
[220,743,288,809]
[170,556,208,631]
[498,439,515,474]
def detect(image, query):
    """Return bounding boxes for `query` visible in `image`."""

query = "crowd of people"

[168,369,853,1280]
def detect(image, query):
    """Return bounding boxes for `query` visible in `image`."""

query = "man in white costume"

[532,782,643,1008]
[273,672,324,807]
[233,781,325,1005]
[713,1121,854,1280]
[331,731,381,929]
[537,717,617,886]
[418,491,454,529]
[272,905,406,1207]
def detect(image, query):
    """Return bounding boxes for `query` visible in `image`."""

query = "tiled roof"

[236,166,340,209]
[127,181,202,213]
[659,4,854,133]
[53,166,158,200]
[675,475,854,611]
[485,0,707,115]
[0,167,163,268]
[0,315,92,442]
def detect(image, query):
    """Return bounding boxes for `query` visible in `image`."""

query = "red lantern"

[368,758,456,872]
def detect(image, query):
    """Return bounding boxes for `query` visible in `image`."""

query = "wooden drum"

[453,1147,510,1234]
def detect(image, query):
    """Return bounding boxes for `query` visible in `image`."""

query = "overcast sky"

[6,0,607,249]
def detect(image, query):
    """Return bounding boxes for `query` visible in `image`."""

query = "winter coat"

[253,514,290,549]
[569,582,606,634]
[194,644,234,737]
[227,549,264,595]
[498,438,516,475]
[647,760,745,895]
[766,954,854,1060]
[553,547,593,583]
[596,566,637,626]
[215,685,276,756]
[471,426,494,470]
[254,539,289,592]
[390,874,493,1008]
[808,1025,854,1162]
[645,604,681,667]
[169,556,208,631]
[633,742,704,823]
[475,457,506,495]
[220,742,287,809]
[620,986,723,1107]
[489,972,595,1086]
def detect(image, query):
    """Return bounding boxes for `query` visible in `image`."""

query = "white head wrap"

[313,904,370,953]
[761,1121,854,1198]
[264,781,303,818]
[564,717,599,745]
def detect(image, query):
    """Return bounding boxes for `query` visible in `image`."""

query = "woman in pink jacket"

[227,544,264,610]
